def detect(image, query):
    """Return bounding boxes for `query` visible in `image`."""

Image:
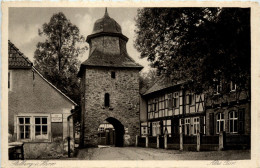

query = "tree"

[34,12,87,104]
[134,8,250,95]
[139,69,159,94]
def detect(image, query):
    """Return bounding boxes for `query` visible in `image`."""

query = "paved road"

[75,147,250,160]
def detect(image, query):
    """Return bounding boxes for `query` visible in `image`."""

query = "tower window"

[105,93,110,107]
[111,71,116,79]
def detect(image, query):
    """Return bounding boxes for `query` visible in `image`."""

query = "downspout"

[67,109,76,157]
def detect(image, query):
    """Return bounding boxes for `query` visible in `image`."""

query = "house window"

[141,127,148,136]
[98,127,104,132]
[163,120,171,136]
[179,119,185,134]
[152,121,161,136]
[18,117,31,139]
[186,93,195,105]
[216,113,225,134]
[230,81,236,92]
[173,92,179,108]
[111,71,116,79]
[168,94,173,109]
[17,115,50,141]
[229,111,238,133]
[35,117,48,139]
[193,117,200,135]
[185,118,190,135]
[105,93,110,107]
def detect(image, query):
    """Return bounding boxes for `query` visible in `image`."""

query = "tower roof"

[86,8,128,43]
[78,8,143,77]
[92,8,122,34]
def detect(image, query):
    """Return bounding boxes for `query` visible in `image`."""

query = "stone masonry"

[82,67,140,146]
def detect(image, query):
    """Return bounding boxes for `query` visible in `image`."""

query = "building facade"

[8,41,76,159]
[140,77,250,149]
[78,9,143,147]
[140,77,206,138]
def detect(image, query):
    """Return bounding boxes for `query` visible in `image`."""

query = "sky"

[8,7,151,73]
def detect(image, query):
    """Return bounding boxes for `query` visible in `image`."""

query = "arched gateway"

[78,9,143,147]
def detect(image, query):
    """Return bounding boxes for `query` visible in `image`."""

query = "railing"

[183,135,197,144]
[138,137,146,144]
[168,136,179,144]
[201,135,219,144]
[226,135,250,145]
[136,132,250,151]
[149,136,157,143]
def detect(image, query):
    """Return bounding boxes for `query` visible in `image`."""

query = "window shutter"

[160,120,163,135]
[200,116,204,134]
[238,109,245,134]
[150,122,152,136]
[168,94,173,109]
[190,118,193,135]
[209,113,214,135]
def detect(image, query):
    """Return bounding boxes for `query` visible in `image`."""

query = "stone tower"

[78,9,143,147]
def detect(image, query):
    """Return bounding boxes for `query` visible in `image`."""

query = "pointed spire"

[104,7,109,17]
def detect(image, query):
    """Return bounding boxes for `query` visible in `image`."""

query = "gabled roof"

[143,76,185,96]
[8,40,33,69]
[8,40,77,106]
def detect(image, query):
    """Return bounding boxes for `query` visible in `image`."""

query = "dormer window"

[111,71,116,79]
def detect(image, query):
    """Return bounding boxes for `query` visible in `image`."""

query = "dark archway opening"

[106,117,125,147]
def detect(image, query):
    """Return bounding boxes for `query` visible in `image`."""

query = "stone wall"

[82,67,140,146]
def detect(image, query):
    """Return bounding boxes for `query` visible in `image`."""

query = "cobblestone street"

[73,147,250,160]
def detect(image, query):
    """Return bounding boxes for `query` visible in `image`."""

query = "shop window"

[105,93,110,107]
[216,113,225,134]
[229,111,238,133]
[111,71,116,79]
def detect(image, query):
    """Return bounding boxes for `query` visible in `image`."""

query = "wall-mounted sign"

[51,114,62,122]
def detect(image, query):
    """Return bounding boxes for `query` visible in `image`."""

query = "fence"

[136,132,250,151]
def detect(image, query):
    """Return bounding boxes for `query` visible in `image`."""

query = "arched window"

[105,93,110,107]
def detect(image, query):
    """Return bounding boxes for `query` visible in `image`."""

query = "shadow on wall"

[106,117,125,147]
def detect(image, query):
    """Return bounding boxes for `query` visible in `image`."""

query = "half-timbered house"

[140,77,206,139]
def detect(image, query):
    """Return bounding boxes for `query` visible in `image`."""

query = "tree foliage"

[135,8,250,94]
[34,12,88,104]
[139,69,159,93]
